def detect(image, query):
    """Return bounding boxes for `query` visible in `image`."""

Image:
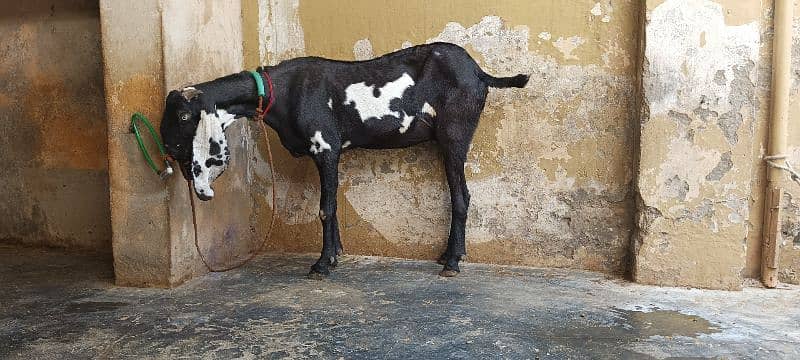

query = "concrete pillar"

[633,0,766,290]
[100,0,256,287]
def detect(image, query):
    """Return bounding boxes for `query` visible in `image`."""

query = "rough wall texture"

[101,0,254,287]
[242,0,642,274]
[100,0,172,286]
[634,0,769,290]
[161,0,258,283]
[0,0,111,251]
[778,4,800,284]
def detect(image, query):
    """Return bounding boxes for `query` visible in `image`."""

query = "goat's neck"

[194,68,282,130]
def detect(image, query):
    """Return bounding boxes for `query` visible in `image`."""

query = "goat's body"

[163,42,528,277]
[257,42,526,157]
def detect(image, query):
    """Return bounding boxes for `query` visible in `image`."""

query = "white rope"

[765,154,800,186]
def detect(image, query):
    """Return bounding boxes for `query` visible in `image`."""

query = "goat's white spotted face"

[160,88,240,201]
[190,109,238,200]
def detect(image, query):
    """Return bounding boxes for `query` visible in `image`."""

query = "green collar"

[248,70,266,97]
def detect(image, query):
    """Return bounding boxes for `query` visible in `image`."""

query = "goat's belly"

[354,121,435,150]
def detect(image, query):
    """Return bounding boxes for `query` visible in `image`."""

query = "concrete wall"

[160,0,260,282]
[242,0,642,274]
[101,0,254,287]
[0,0,111,251]
[779,3,800,284]
[633,0,800,289]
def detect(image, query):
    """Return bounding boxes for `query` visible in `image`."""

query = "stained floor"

[1,245,799,359]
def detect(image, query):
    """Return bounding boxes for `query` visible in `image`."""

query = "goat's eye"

[180,113,190,122]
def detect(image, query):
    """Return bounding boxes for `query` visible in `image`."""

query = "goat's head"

[161,87,235,201]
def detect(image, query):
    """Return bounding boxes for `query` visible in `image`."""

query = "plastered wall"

[634,0,800,288]
[0,1,111,251]
[160,0,261,283]
[101,0,257,286]
[778,3,800,284]
[242,0,642,274]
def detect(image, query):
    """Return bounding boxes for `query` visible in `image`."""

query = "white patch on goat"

[191,109,237,198]
[342,140,351,149]
[399,113,415,133]
[421,102,437,117]
[327,98,333,110]
[309,131,332,154]
[216,109,238,130]
[398,102,437,134]
[344,73,415,122]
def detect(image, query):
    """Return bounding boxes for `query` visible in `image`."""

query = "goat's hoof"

[329,257,338,268]
[439,268,460,277]
[307,264,330,280]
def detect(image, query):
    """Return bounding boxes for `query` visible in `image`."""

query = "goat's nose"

[195,187,214,201]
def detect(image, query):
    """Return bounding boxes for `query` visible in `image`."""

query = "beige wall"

[243,0,642,274]
[101,0,254,287]
[778,4,800,284]
[634,0,770,290]
[0,0,111,251]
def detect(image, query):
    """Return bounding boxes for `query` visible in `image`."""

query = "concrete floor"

[1,245,799,359]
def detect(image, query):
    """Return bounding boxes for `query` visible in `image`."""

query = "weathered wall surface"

[778,5,800,284]
[101,0,173,286]
[634,0,769,290]
[101,0,254,287]
[243,0,642,274]
[161,0,258,283]
[0,1,111,251]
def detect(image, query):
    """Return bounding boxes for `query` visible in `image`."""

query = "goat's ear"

[180,87,203,101]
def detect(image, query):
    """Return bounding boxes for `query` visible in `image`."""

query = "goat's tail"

[477,70,530,88]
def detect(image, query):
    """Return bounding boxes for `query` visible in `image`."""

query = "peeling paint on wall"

[777,12,800,284]
[635,0,764,290]
[553,36,587,61]
[258,0,305,63]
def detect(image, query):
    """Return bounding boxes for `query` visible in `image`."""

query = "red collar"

[254,69,275,122]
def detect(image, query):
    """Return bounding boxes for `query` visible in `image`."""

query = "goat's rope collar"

[250,69,275,123]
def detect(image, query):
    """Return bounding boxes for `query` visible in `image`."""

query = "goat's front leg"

[308,150,340,279]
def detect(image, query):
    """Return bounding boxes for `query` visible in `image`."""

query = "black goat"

[160,42,529,278]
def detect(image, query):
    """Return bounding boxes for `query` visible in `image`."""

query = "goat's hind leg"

[439,146,470,277]
[308,150,341,279]
[435,90,484,277]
